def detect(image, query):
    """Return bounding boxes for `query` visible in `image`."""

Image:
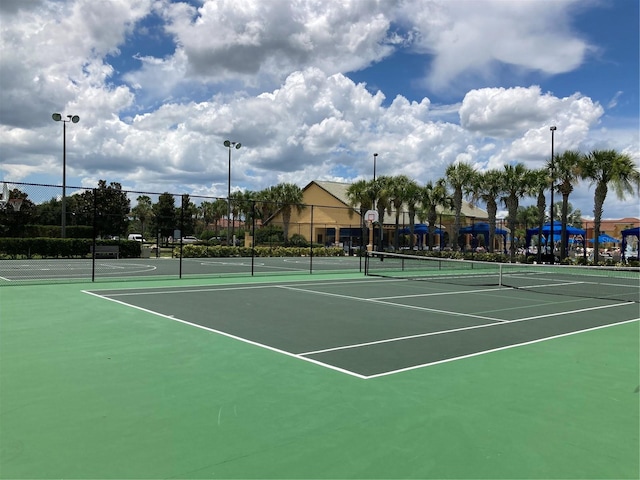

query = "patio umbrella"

[588,234,620,243]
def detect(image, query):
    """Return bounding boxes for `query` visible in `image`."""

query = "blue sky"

[0,0,638,220]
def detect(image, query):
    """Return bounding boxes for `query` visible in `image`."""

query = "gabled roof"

[306,181,353,205]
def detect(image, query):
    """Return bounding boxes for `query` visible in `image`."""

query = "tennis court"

[0,255,363,282]
[1,256,638,478]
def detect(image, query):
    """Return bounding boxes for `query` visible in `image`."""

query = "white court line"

[365,317,640,379]
[92,277,398,296]
[82,290,367,380]
[375,286,508,300]
[298,301,636,357]
[276,285,508,323]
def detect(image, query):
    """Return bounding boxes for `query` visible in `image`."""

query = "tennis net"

[365,251,640,303]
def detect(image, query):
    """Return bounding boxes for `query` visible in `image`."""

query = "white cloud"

[399,0,591,92]
[0,0,637,220]
[156,0,396,88]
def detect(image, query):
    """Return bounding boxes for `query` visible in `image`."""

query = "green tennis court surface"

[1,273,638,478]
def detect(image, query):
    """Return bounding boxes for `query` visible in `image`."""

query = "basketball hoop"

[8,198,23,212]
[365,209,379,224]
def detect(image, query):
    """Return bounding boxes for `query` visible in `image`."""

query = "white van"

[128,234,143,242]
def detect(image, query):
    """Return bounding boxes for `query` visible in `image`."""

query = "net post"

[498,263,503,286]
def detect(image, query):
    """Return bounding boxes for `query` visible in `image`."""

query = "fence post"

[179,194,185,278]
[309,204,314,273]
[91,188,97,282]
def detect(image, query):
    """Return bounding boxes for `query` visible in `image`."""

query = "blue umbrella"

[589,234,620,243]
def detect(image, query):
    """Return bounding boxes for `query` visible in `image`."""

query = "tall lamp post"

[373,153,378,183]
[52,113,80,238]
[372,153,379,250]
[549,126,557,264]
[223,140,241,245]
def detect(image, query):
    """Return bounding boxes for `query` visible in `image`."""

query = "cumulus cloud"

[0,0,637,219]
[400,0,591,92]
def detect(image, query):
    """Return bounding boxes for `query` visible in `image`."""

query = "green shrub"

[174,245,344,258]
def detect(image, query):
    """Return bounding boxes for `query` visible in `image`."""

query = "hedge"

[0,238,141,259]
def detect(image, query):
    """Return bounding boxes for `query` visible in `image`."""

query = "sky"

[0,0,638,220]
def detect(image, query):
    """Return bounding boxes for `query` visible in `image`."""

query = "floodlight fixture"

[224,140,242,244]
[52,113,80,238]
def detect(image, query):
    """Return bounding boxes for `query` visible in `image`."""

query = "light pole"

[52,113,80,238]
[372,153,379,250]
[223,140,241,245]
[373,153,378,183]
[549,126,557,264]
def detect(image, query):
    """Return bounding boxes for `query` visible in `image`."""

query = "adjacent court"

[0,255,363,282]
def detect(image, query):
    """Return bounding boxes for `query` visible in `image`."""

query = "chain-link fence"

[0,181,370,284]
[1,180,521,285]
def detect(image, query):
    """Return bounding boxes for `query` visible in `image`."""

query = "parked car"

[181,236,200,244]
[127,234,143,242]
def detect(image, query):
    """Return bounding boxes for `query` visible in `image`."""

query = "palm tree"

[346,179,375,250]
[446,162,476,251]
[254,186,279,225]
[403,179,422,249]
[500,163,531,262]
[201,199,228,236]
[579,149,640,262]
[470,170,502,253]
[374,176,393,250]
[387,175,416,250]
[552,150,582,259]
[418,179,452,250]
[271,183,305,243]
[526,169,550,262]
[239,190,258,235]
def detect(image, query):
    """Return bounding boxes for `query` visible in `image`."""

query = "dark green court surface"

[1,274,638,479]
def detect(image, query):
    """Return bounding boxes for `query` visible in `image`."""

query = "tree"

[254,187,280,226]
[373,176,392,250]
[551,201,582,227]
[471,169,502,253]
[75,180,130,237]
[130,195,153,238]
[229,190,256,239]
[201,199,228,236]
[33,197,62,226]
[0,188,35,237]
[418,179,452,250]
[446,162,476,251]
[387,175,417,250]
[238,190,258,235]
[270,183,305,243]
[552,150,582,259]
[579,149,640,262]
[526,169,550,261]
[179,194,198,236]
[346,179,375,249]
[500,163,531,262]
[152,193,177,243]
[403,179,422,249]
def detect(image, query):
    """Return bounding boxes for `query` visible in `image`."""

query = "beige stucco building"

[267,180,489,249]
